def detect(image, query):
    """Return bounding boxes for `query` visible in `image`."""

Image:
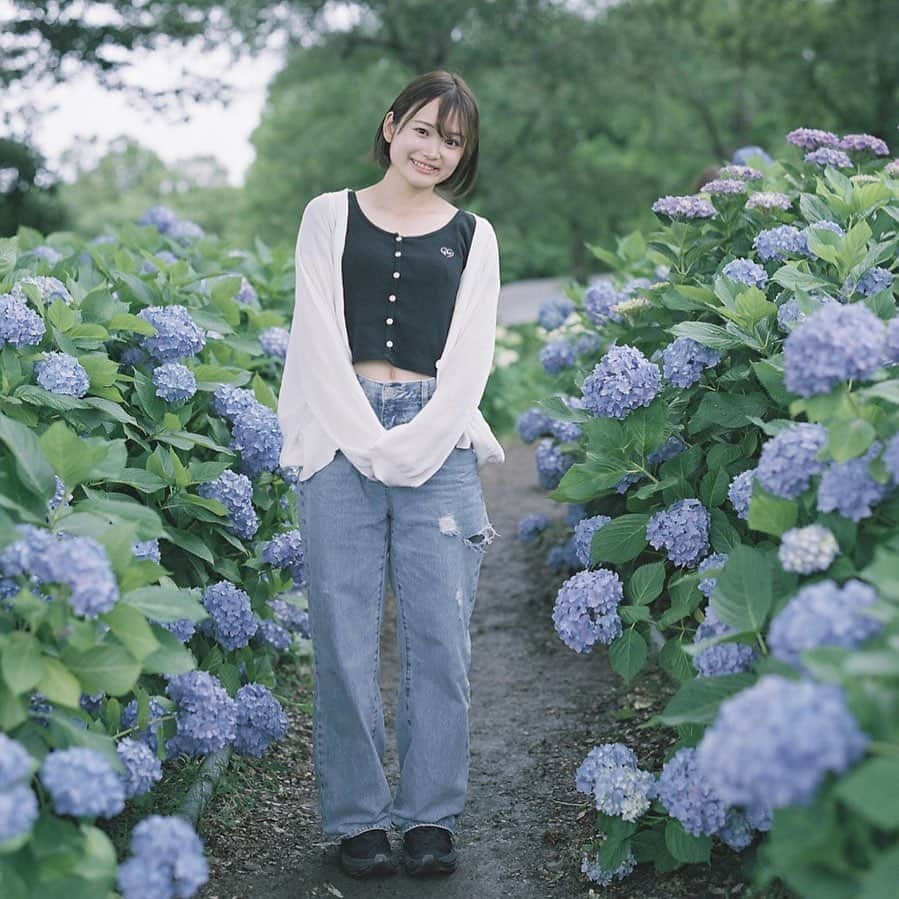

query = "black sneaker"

[338,828,398,878]
[403,825,458,876]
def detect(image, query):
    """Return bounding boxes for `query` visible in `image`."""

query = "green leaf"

[622,399,668,458]
[102,604,160,662]
[824,418,876,463]
[591,514,650,564]
[36,658,82,709]
[712,545,774,631]
[747,486,798,537]
[835,758,899,829]
[699,466,730,507]
[1,632,46,694]
[0,412,56,500]
[0,682,27,730]
[670,321,742,350]
[859,846,899,899]
[161,527,215,564]
[142,626,197,676]
[709,509,742,554]
[627,562,665,605]
[609,629,648,681]
[658,673,756,726]
[122,586,207,623]
[39,421,108,488]
[658,638,696,683]
[551,458,629,501]
[75,487,166,539]
[62,644,141,696]
[664,819,711,863]
[688,392,769,434]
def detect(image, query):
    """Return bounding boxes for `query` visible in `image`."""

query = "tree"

[0,138,70,236]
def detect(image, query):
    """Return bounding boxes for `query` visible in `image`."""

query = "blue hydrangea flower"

[10,275,73,306]
[817,442,888,521]
[259,326,289,359]
[583,282,624,324]
[254,618,292,651]
[574,331,603,356]
[35,352,90,397]
[756,424,827,499]
[546,537,580,572]
[229,403,283,479]
[548,415,582,444]
[722,258,768,288]
[268,598,310,637]
[212,384,258,420]
[137,305,206,362]
[651,195,717,220]
[139,206,179,231]
[262,530,304,568]
[202,581,258,650]
[0,293,45,348]
[120,347,149,368]
[565,503,588,527]
[518,513,549,542]
[0,784,39,843]
[581,847,636,887]
[166,670,238,757]
[658,747,727,836]
[805,147,852,168]
[121,697,168,753]
[552,568,623,653]
[538,296,575,330]
[661,337,722,388]
[719,165,763,181]
[198,470,259,539]
[784,303,885,396]
[132,539,161,563]
[576,743,641,792]
[516,407,552,443]
[233,683,288,757]
[697,552,728,598]
[141,250,179,274]
[768,579,882,672]
[152,362,197,405]
[159,618,196,643]
[573,514,611,566]
[535,439,574,490]
[776,294,835,332]
[116,737,163,798]
[702,179,746,195]
[117,815,209,899]
[539,339,576,374]
[855,267,894,297]
[717,805,772,851]
[79,691,105,715]
[885,159,899,176]
[778,525,839,573]
[885,318,899,365]
[695,675,868,810]
[746,192,792,212]
[40,747,126,818]
[732,145,773,165]
[753,225,809,262]
[650,435,687,466]
[693,604,757,677]
[0,734,33,790]
[883,433,899,482]
[25,244,63,264]
[581,344,661,420]
[787,128,840,150]
[575,742,656,821]
[168,218,205,242]
[840,133,890,155]
[646,499,710,567]
[236,276,257,304]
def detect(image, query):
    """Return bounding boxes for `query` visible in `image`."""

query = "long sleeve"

[368,218,501,487]
[277,195,386,475]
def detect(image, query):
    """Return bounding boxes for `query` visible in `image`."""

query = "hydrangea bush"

[0,208,308,895]
[520,131,899,895]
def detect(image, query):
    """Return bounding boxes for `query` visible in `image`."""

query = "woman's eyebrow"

[413,118,463,138]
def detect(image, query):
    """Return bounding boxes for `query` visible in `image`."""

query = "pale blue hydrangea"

[574,331,603,356]
[166,670,237,757]
[755,424,827,499]
[693,604,758,677]
[768,579,882,673]
[168,218,206,242]
[695,675,868,810]
[152,362,197,405]
[212,384,259,420]
[702,179,746,195]
[0,293,45,348]
[546,537,580,572]
[884,433,899,481]
[817,442,887,521]
[120,346,149,368]
[885,159,899,177]
[539,338,576,374]
[139,206,179,232]
[137,305,206,362]
[661,337,722,388]
[647,499,710,567]
[35,351,90,397]
[233,683,288,757]
[745,191,792,211]
[732,145,773,165]
[261,530,304,569]
[254,618,291,651]
[776,294,835,332]
[121,697,168,753]
[25,244,63,264]
[47,474,68,513]
[229,402,283,479]
[518,513,548,542]
[268,598,310,637]
[778,525,839,573]
[697,552,728,598]
[576,742,656,821]
[787,128,840,150]
[719,806,773,851]
[0,734,33,789]
[651,195,717,219]
[855,267,894,297]
[784,302,885,397]
[79,691,105,715]
[583,282,624,324]
[565,503,588,527]
[132,539,161,563]
[535,438,574,490]
[116,737,163,798]
[573,514,612,566]
[516,407,553,443]
[0,785,39,842]
[839,133,889,155]
[719,165,763,181]
[722,258,768,288]
[141,250,179,273]
[886,318,899,365]
[538,295,575,330]
[10,275,73,306]
[40,747,126,818]
[581,344,661,420]
[657,747,727,836]
[202,581,258,650]
[198,469,259,539]
[581,847,636,887]
[552,568,624,652]
[805,147,852,168]
[753,225,809,262]
[159,618,196,643]
[236,276,257,304]
[576,742,641,792]
[116,815,209,899]
[259,326,289,359]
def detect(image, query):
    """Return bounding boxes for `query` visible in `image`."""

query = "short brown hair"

[372,71,480,199]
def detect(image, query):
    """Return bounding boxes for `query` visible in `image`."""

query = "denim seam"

[369,515,389,744]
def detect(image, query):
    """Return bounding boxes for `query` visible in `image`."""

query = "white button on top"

[388,294,396,302]
[386,317,394,325]
[386,340,394,348]
[393,271,400,279]
[395,250,402,257]
[395,235,402,242]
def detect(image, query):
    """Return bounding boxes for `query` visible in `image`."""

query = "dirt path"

[198,439,780,899]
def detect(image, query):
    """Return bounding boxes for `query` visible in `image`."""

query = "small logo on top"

[440,246,455,257]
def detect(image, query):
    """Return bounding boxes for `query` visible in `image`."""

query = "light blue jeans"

[297,372,497,840]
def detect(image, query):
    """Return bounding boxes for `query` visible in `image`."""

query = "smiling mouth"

[411,159,438,173]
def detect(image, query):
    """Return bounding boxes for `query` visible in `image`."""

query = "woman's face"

[383,97,466,189]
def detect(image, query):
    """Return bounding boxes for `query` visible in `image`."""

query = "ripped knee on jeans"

[438,514,498,553]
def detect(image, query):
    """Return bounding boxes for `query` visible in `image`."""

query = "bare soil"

[198,438,792,899]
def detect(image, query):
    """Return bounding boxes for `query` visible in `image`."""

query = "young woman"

[277,70,505,878]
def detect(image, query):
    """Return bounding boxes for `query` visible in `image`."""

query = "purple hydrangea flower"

[35,352,90,397]
[538,295,575,330]
[518,513,549,542]
[575,742,656,821]
[787,128,840,150]
[658,747,727,836]
[166,670,238,757]
[535,438,574,490]
[693,604,757,677]
[516,408,553,443]
[198,470,259,539]
[262,530,304,569]
[583,282,624,325]
[10,275,73,306]
[646,499,710,567]
[745,191,792,211]
[581,344,661,420]
[817,442,888,521]
[539,339,576,374]
[236,276,257,304]
[0,293,45,348]
[778,525,840,573]
[722,258,768,288]
[651,195,717,220]
[202,581,258,651]
[230,403,283,479]
[839,133,889,156]
[719,165,763,181]
[702,179,746,195]
[573,514,611,567]
[268,598,310,636]
[886,159,899,176]
[138,305,206,362]
[116,737,163,798]
[152,362,197,405]
[805,147,853,168]
[254,618,292,651]
[552,568,624,652]
[259,326,289,359]
[753,225,809,262]
[756,424,828,499]
[768,579,882,672]
[661,337,722,388]
[233,683,288,757]
[40,747,126,818]
[697,552,728,599]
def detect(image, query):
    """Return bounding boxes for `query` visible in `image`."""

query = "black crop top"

[342,190,476,377]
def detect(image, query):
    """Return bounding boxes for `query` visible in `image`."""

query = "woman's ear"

[382,111,395,144]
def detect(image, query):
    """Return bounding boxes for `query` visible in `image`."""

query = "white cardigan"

[276,188,506,487]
